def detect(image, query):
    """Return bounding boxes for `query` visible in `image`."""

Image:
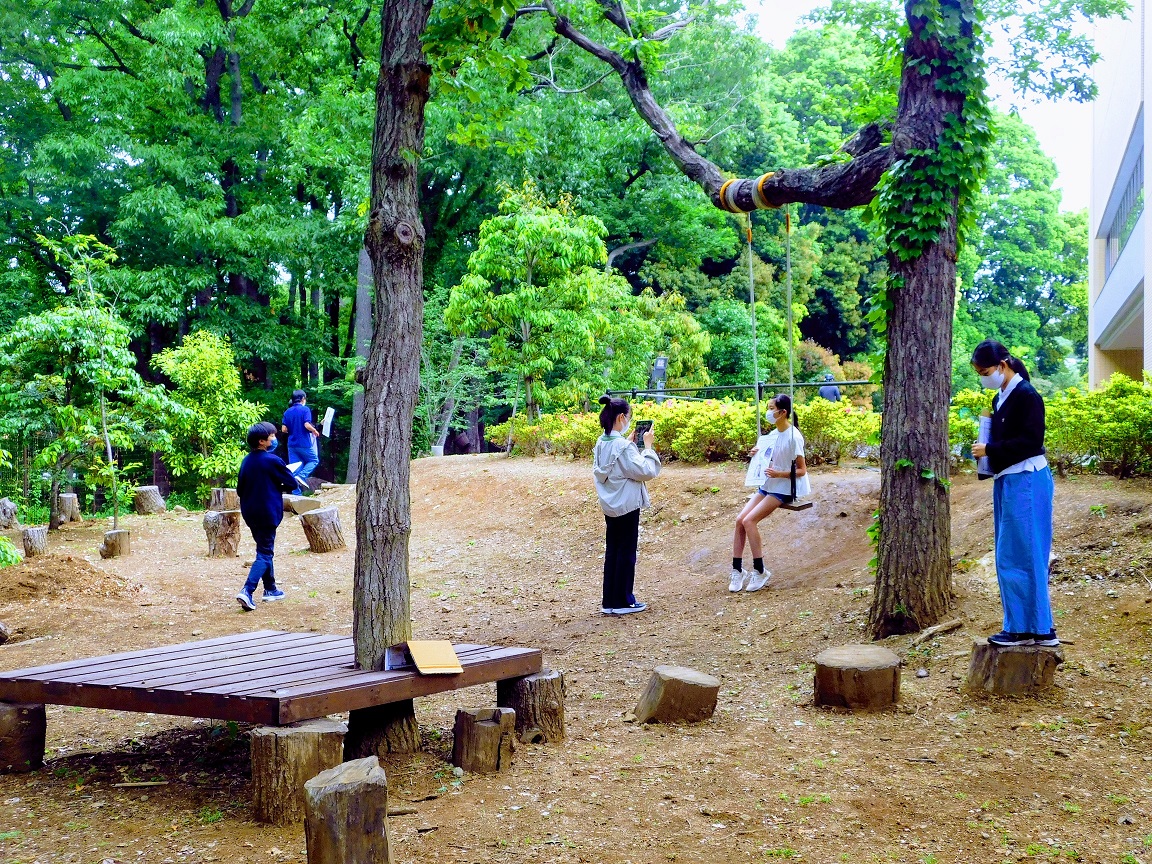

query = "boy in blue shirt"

[281,390,320,494]
[235,422,300,611]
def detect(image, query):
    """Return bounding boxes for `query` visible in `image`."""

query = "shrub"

[0,536,19,568]
[1046,374,1152,477]
[795,398,879,464]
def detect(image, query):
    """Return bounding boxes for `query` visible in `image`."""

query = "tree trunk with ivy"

[867,0,975,636]
[347,0,433,756]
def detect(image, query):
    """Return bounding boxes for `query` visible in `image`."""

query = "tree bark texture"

[496,670,566,743]
[869,0,970,637]
[0,702,46,774]
[99,529,131,559]
[813,645,901,710]
[209,487,240,511]
[133,485,166,515]
[354,0,433,671]
[250,719,348,827]
[451,707,516,773]
[345,246,374,486]
[300,507,348,553]
[203,509,242,558]
[0,497,16,530]
[21,527,47,557]
[303,756,392,864]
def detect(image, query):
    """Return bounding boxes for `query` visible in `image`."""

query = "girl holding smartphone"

[592,396,661,615]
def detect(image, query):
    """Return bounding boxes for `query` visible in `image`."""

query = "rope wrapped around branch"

[718,173,781,213]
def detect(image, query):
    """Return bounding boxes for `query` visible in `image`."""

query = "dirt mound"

[0,554,142,602]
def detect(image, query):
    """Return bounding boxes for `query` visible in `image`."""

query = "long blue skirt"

[993,467,1054,635]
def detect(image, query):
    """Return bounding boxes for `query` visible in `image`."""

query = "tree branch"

[606,238,655,272]
[542,3,894,210]
[499,5,548,40]
[78,19,140,78]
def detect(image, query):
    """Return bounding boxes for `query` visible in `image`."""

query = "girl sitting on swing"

[729,394,810,593]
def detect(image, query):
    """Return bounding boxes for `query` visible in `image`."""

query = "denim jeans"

[288,442,319,490]
[242,525,277,595]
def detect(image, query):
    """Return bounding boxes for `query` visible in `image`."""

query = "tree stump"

[251,719,347,826]
[299,507,346,553]
[345,702,421,757]
[203,510,242,558]
[0,621,11,645]
[21,526,47,558]
[0,702,46,773]
[208,487,240,511]
[284,494,325,515]
[451,707,516,773]
[965,639,1064,696]
[497,670,566,743]
[304,756,392,864]
[99,529,131,559]
[814,645,901,710]
[0,497,16,529]
[57,493,82,523]
[634,666,721,724]
[133,485,166,515]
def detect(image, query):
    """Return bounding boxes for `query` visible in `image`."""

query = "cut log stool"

[133,485,166,515]
[0,622,11,645]
[304,756,392,864]
[21,526,47,558]
[814,645,901,710]
[208,487,240,511]
[634,666,720,724]
[299,507,346,553]
[0,702,46,773]
[99,529,131,559]
[251,718,347,826]
[203,509,242,558]
[966,638,1064,695]
[497,670,566,743]
[451,707,516,773]
[57,493,82,523]
[284,494,325,515]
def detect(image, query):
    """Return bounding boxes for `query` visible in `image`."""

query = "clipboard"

[384,640,463,675]
[321,406,335,437]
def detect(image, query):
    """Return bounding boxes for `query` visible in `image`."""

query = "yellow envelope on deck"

[406,640,463,675]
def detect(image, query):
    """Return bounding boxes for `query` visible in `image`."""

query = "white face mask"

[621,418,631,435]
[979,369,1005,390]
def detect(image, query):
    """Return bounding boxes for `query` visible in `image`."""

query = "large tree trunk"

[345,247,374,485]
[349,0,433,752]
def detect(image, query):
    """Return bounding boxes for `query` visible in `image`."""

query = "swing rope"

[746,214,761,438]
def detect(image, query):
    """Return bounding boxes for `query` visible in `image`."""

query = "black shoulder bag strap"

[789,426,798,499]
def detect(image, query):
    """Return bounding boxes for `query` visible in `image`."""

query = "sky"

[743,0,1093,213]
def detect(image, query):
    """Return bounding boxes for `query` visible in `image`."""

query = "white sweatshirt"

[591,432,662,517]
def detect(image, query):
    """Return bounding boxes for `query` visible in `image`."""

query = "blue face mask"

[268,436,278,450]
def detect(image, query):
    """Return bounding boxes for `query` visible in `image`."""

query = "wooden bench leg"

[345,701,420,758]
[497,670,566,743]
[251,719,347,826]
[0,702,46,773]
[305,756,392,864]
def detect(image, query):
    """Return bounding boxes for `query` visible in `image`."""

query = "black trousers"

[602,508,641,609]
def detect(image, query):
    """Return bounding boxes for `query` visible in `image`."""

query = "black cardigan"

[986,379,1046,475]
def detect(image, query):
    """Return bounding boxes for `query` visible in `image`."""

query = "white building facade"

[1089,4,1150,386]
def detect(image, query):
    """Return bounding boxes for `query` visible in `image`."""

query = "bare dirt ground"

[1,457,1151,864]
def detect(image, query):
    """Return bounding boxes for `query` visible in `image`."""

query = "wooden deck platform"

[0,631,542,726]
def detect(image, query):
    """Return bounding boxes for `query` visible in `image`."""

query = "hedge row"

[489,374,1152,477]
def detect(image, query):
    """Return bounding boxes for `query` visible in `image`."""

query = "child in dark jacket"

[235,422,300,611]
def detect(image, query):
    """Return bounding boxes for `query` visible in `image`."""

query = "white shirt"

[591,432,661,517]
[758,424,811,498]
[992,374,1048,480]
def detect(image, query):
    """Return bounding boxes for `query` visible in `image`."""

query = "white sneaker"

[728,569,747,592]
[745,570,772,592]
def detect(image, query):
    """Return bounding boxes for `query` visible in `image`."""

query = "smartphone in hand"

[633,419,653,439]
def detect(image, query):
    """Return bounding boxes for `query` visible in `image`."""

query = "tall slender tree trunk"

[345,247,374,485]
[868,0,969,637]
[347,0,432,756]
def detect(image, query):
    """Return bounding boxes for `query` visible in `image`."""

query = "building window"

[1105,152,1144,278]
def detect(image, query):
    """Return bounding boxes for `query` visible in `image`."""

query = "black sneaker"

[1032,630,1060,647]
[609,602,648,616]
[988,631,1034,646]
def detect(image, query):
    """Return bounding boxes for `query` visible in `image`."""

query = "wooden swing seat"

[780,501,813,512]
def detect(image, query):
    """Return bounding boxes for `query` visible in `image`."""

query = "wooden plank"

[0,678,280,725]
[0,631,287,679]
[68,635,349,687]
[278,648,543,723]
[211,644,501,696]
[135,643,356,691]
[51,632,327,682]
